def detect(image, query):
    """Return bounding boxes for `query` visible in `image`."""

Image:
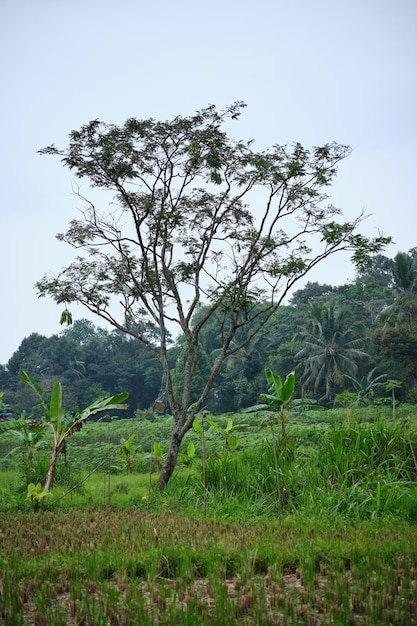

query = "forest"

[1,248,417,421]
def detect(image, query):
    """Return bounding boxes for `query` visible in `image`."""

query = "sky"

[1,0,416,365]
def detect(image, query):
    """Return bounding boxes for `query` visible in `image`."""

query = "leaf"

[59,309,73,326]
[26,482,49,502]
[265,368,282,395]
[243,403,270,413]
[228,434,238,451]
[153,441,162,458]
[124,434,136,453]
[259,393,281,409]
[193,418,202,433]
[0,418,32,435]
[49,382,64,434]
[281,371,296,406]
[187,442,195,458]
[75,392,128,421]
[19,370,48,411]
[207,419,221,432]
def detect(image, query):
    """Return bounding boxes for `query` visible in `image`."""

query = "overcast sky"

[1,0,416,365]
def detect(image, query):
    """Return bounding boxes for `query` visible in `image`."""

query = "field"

[1,406,417,624]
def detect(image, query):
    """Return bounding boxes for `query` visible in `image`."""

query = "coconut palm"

[379,252,417,330]
[295,302,368,401]
[392,252,416,292]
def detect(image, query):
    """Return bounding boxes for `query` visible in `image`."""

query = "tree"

[371,251,417,398]
[289,281,335,307]
[356,253,394,289]
[36,102,390,488]
[392,251,416,292]
[295,302,368,401]
[372,326,417,398]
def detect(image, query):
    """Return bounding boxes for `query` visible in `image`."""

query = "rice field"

[1,508,416,625]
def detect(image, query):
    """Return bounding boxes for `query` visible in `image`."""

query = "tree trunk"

[157,427,183,490]
[44,445,60,492]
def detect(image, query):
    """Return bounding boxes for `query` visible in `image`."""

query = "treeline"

[1,250,417,418]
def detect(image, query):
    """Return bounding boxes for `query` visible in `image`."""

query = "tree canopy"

[36,102,390,487]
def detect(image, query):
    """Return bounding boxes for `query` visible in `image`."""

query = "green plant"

[193,410,210,518]
[384,379,402,419]
[207,417,239,451]
[2,415,47,475]
[20,370,128,493]
[333,392,357,407]
[26,482,49,506]
[345,368,386,405]
[116,434,137,473]
[246,368,295,519]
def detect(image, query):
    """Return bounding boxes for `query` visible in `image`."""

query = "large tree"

[36,102,389,488]
[294,301,368,401]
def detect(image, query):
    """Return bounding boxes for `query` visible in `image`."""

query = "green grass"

[1,406,417,623]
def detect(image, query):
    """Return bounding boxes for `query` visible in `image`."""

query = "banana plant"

[259,368,296,439]
[2,415,47,473]
[20,370,128,492]
[117,434,137,473]
[246,368,295,519]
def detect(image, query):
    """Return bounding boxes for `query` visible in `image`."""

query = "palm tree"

[295,302,368,401]
[379,252,417,330]
[392,252,416,292]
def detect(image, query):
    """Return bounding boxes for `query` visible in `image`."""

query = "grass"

[1,406,417,623]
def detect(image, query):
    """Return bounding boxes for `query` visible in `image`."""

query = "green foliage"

[384,379,402,419]
[334,392,357,407]
[344,368,387,405]
[116,434,137,473]
[249,368,296,438]
[26,482,49,504]
[246,368,296,519]
[19,369,128,491]
[295,301,368,402]
[308,417,417,518]
[207,416,239,451]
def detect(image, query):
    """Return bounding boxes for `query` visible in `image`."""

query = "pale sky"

[1,0,416,365]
